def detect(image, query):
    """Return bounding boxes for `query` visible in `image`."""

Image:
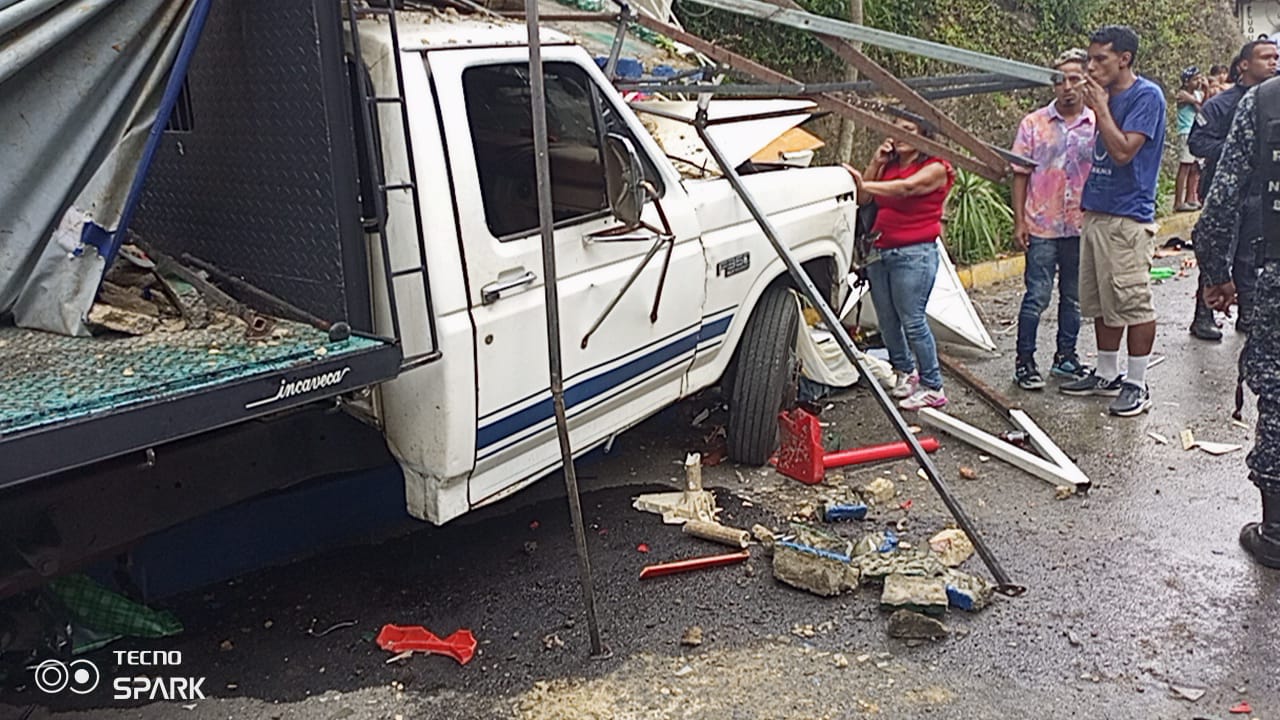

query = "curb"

[1156,209,1201,240]
[956,254,1025,289]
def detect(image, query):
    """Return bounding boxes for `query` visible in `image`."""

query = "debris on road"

[886,610,948,640]
[772,541,860,596]
[1194,440,1243,456]
[1055,485,1075,500]
[1229,701,1252,714]
[637,543,651,553]
[306,619,357,638]
[375,625,477,665]
[1181,429,1196,451]
[880,574,948,615]
[682,520,750,549]
[862,477,897,505]
[680,626,704,647]
[752,524,776,548]
[944,569,995,611]
[542,633,565,651]
[958,466,978,480]
[1148,432,1170,445]
[920,408,1087,488]
[823,501,869,522]
[633,453,718,524]
[639,550,751,579]
[775,408,938,484]
[928,529,974,567]
[1169,684,1206,702]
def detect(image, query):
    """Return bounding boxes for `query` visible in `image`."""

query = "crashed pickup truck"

[0,0,856,592]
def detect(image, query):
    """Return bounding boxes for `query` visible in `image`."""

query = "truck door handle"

[481,270,536,304]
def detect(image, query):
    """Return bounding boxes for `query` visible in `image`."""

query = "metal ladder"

[346,0,442,371]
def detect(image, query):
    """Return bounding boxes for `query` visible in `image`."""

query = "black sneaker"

[1060,370,1125,397]
[1015,359,1045,391]
[1050,352,1089,379]
[1108,382,1152,417]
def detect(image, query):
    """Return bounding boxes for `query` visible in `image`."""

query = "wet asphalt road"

[3,257,1280,719]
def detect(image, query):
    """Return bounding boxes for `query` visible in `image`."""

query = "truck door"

[427,47,705,506]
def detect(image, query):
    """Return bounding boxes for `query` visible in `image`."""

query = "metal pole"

[522,0,608,654]
[686,0,1059,86]
[690,102,1024,596]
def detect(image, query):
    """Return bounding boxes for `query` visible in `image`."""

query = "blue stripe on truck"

[475,313,734,451]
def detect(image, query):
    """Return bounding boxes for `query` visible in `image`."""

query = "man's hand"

[1203,281,1237,313]
[1013,220,1029,250]
[1081,76,1107,111]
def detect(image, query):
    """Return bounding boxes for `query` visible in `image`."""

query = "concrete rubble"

[886,610,949,640]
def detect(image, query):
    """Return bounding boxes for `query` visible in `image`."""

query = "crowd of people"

[839,26,1280,568]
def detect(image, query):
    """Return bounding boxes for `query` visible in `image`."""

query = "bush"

[943,168,1015,264]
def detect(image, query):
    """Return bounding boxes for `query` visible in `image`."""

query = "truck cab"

[353,10,859,523]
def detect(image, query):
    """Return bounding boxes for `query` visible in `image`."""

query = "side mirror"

[603,133,646,229]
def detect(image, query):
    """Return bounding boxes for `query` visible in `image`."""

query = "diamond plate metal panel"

[134,0,371,329]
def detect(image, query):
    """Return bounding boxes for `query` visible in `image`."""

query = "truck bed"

[0,318,400,488]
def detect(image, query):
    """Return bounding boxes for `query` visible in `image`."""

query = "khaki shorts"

[1079,212,1157,327]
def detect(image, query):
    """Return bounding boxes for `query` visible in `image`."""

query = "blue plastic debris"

[651,64,678,77]
[878,529,899,553]
[823,502,868,522]
[946,584,975,610]
[614,57,643,79]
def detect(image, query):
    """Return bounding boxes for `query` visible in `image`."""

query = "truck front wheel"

[727,283,799,465]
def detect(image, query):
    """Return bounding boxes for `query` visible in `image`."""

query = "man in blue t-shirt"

[1061,25,1167,418]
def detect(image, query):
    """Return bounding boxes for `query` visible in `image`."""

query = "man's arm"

[1082,77,1158,165]
[1011,173,1030,250]
[1193,88,1258,290]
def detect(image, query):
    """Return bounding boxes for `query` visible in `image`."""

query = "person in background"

[842,115,955,411]
[1010,48,1095,391]
[1206,63,1230,98]
[1173,66,1205,212]
[1060,25,1166,417]
[1188,39,1280,340]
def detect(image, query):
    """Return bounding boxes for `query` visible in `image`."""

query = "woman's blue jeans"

[865,241,942,390]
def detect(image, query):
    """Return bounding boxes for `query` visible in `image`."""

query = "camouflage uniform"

[1192,83,1280,567]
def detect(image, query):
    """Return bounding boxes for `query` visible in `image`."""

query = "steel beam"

[687,0,1060,86]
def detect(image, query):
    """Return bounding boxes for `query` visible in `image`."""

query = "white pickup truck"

[0,2,859,577]
[353,10,859,523]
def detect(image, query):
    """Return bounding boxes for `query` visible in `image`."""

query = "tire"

[727,282,800,465]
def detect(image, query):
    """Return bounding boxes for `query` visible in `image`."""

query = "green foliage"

[1155,169,1177,218]
[943,169,1015,264]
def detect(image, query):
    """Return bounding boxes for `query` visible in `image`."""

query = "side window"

[462,62,661,240]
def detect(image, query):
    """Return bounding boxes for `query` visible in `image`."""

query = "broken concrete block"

[928,528,975,567]
[789,522,854,557]
[887,610,948,640]
[772,542,859,597]
[680,626,703,646]
[880,573,948,615]
[856,548,946,580]
[861,477,896,505]
[751,524,776,549]
[943,569,996,612]
[88,303,159,335]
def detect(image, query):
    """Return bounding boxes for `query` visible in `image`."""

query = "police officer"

[1193,74,1280,569]
[1188,40,1280,340]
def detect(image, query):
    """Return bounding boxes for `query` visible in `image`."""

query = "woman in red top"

[843,116,956,410]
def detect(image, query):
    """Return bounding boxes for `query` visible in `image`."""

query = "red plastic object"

[775,408,941,484]
[638,550,750,579]
[375,625,477,665]
[636,543,650,553]
[1229,701,1252,714]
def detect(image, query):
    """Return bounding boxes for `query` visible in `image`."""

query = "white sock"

[1097,350,1121,381]
[1127,354,1149,387]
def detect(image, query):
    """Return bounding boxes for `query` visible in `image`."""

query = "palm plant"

[943,169,1014,265]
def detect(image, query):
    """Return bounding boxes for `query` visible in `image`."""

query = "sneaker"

[1015,359,1045,391]
[1059,370,1125,397]
[890,371,918,399]
[1108,382,1152,417]
[899,386,947,411]
[1050,352,1089,379]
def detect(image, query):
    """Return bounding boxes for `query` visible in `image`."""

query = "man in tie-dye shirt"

[1011,48,1096,390]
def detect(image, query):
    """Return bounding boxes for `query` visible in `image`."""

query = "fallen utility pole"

[630,13,1004,181]
[523,0,606,657]
[690,99,1024,595]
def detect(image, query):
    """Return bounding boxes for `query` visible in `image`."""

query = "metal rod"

[602,2,631,80]
[686,0,1059,86]
[580,234,668,348]
[691,107,1024,596]
[616,78,1040,99]
[523,0,607,654]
